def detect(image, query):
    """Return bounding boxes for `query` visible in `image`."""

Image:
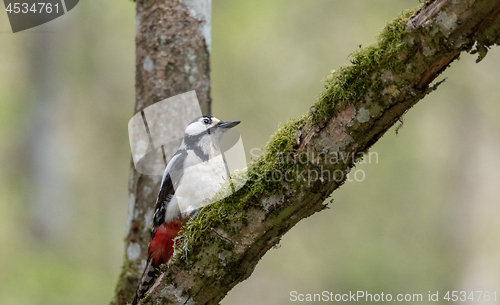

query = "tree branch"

[114,0,500,304]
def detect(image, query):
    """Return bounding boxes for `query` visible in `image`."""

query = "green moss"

[123,2,500,302]
[110,255,139,305]
[166,2,481,288]
[169,116,311,270]
[171,13,426,257]
[170,9,422,261]
[140,294,153,305]
[311,9,418,125]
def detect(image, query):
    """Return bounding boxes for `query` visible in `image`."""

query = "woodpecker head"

[182,116,240,154]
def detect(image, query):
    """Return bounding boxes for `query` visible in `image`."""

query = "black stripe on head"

[189,115,212,125]
[187,115,213,131]
[202,115,212,125]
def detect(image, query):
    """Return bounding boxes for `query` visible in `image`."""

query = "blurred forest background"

[1,1,500,304]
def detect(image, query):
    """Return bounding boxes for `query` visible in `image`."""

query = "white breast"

[171,151,228,215]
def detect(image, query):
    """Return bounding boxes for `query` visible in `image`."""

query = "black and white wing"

[150,150,187,238]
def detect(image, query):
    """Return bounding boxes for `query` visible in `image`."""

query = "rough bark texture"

[113,0,500,304]
[111,1,211,304]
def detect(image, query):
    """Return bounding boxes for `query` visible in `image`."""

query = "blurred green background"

[1,1,499,304]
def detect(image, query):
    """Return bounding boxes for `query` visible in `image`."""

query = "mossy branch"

[126,0,500,304]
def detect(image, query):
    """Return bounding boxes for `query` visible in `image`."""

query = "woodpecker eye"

[203,118,210,125]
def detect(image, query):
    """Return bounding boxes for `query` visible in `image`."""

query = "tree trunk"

[112,0,500,304]
[112,1,211,304]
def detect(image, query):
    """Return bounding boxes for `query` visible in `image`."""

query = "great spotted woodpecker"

[132,115,240,305]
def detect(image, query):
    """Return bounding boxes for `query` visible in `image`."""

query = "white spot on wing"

[163,154,180,184]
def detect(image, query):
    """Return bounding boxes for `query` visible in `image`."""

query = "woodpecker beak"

[216,120,240,129]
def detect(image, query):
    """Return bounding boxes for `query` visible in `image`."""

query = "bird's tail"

[132,258,159,305]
